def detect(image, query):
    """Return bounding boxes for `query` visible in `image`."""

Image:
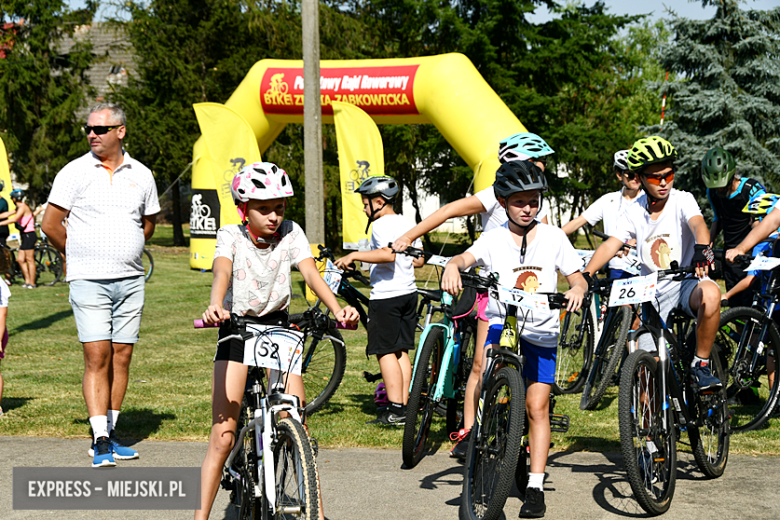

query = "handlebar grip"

[592,229,609,240]
[193,319,219,329]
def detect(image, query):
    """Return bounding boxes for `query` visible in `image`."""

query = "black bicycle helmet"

[355,176,399,203]
[9,189,24,201]
[493,160,548,200]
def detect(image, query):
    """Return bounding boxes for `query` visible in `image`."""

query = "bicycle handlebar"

[390,244,432,259]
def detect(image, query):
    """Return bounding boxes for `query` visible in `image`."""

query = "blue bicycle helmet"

[9,189,24,201]
[498,133,555,164]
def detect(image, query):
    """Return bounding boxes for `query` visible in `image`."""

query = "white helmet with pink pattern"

[231,161,294,205]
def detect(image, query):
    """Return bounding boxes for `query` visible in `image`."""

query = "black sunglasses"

[620,170,637,180]
[83,124,121,135]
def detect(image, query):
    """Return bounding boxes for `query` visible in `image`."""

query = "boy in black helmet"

[335,176,423,425]
[442,160,587,518]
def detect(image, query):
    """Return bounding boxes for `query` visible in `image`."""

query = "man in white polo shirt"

[42,103,159,468]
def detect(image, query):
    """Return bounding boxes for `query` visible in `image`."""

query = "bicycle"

[579,275,633,410]
[459,271,570,520]
[618,262,729,516]
[142,248,154,282]
[195,314,320,520]
[1,241,64,287]
[393,247,478,468]
[288,246,370,416]
[553,290,594,394]
[714,248,780,432]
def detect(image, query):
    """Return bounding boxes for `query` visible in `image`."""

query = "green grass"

[1,225,779,456]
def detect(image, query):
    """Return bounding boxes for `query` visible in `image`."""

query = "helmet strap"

[242,200,285,246]
[364,197,383,234]
[504,195,540,260]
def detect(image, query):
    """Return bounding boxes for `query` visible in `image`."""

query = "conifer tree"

[654,0,780,197]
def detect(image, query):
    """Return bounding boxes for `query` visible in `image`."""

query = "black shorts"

[214,311,289,363]
[19,231,36,250]
[367,292,418,357]
[722,260,752,307]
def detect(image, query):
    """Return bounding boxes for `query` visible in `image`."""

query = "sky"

[68,0,780,22]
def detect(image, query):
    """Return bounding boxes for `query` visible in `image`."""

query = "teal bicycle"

[395,247,478,468]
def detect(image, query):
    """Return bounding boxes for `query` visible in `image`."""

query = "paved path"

[0,437,777,519]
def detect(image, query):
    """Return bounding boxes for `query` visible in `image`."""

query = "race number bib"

[608,272,658,307]
[242,324,305,375]
[426,255,451,267]
[745,255,780,272]
[576,250,595,270]
[322,259,343,293]
[623,250,642,275]
[494,286,550,311]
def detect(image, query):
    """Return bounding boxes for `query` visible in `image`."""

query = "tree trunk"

[171,178,185,246]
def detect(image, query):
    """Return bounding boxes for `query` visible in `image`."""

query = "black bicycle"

[1,242,64,287]
[619,262,729,516]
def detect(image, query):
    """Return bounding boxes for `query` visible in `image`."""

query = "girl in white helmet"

[196,162,359,520]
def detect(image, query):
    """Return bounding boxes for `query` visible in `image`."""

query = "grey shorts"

[636,277,716,352]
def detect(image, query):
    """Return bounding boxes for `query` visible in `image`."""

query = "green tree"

[653,0,780,200]
[0,0,96,204]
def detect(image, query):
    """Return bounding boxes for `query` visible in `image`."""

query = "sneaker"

[691,361,723,392]
[518,487,546,518]
[449,428,471,461]
[91,436,117,468]
[366,409,405,426]
[638,447,658,484]
[88,431,139,460]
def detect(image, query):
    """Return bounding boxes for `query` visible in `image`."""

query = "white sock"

[692,355,709,368]
[107,410,120,433]
[89,416,109,441]
[527,472,545,491]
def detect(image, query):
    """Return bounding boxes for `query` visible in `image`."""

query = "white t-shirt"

[612,190,701,293]
[214,221,313,317]
[467,223,582,348]
[48,151,160,282]
[369,214,421,299]
[474,187,550,232]
[581,190,642,271]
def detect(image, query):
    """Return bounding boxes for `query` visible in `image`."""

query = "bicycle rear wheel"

[716,306,780,432]
[460,366,524,520]
[290,314,347,416]
[261,418,319,520]
[34,245,64,286]
[403,326,445,468]
[689,344,730,478]
[618,350,676,516]
[553,305,594,395]
[581,306,631,410]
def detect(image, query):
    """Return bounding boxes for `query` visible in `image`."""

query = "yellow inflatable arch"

[190,53,526,269]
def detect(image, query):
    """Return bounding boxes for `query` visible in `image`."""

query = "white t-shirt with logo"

[581,190,642,271]
[467,223,582,348]
[475,187,550,232]
[214,221,313,317]
[369,214,421,299]
[612,189,701,293]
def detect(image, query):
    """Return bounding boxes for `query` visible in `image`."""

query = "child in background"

[335,176,423,425]
[196,162,359,520]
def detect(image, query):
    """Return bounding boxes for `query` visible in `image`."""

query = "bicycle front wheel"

[716,306,780,432]
[403,326,445,468]
[460,366,524,520]
[689,344,730,478]
[261,418,319,520]
[581,306,631,410]
[34,244,64,286]
[289,315,347,416]
[618,350,676,516]
[143,248,154,282]
[554,304,594,395]
[230,399,261,520]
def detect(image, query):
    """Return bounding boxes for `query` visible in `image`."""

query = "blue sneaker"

[88,431,139,460]
[91,436,116,468]
[691,361,722,392]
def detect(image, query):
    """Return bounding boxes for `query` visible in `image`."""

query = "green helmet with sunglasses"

[627,136,678,173]
[701,147,736,189]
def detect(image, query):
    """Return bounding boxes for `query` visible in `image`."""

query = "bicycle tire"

[688,344,730,478]
[460,366,524,520]
[448,317,477,434]
[289,314,347,416]
[716,306,780,432]
[143,248,154,282]
[553,304,594,395]
[618,350,676,516]
[230,398,262,520]
[261,417,319,520]
[34,244,64,286]
[7,247,22,284]
[514,441,529,494]
[581,306,631,410]
[402,326,445,468]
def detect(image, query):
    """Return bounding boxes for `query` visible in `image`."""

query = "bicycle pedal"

[221,477,234,491]
[550,413,569,433]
